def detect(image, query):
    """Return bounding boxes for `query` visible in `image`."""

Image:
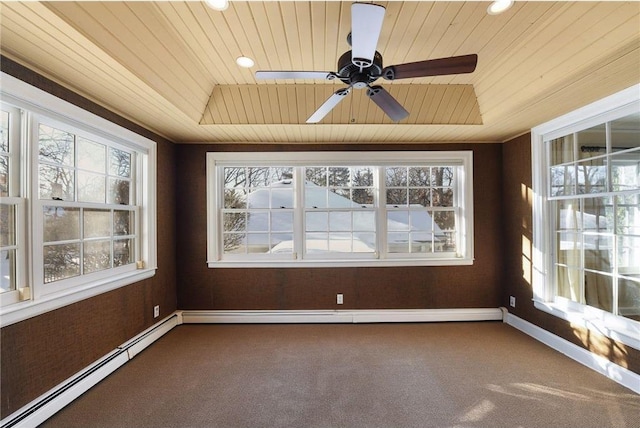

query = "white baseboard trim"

[505,312,640,394]
[0,313,180,428]
[180,308,504,324]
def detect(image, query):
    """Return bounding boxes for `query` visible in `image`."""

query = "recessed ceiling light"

[236,56,255,68]
[205,0,229,12]
[487,0,514,15]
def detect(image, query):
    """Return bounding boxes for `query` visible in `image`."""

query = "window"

[532,84,640,349]
[0,72,156,326]
[207,151,473,267]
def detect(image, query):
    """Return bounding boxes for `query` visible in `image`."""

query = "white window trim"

[0,72,157,327]
[207,151,474,268]
[531,83,640,350]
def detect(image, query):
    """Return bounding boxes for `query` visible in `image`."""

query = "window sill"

[533,299,640,351]
[0,268,156,327]
[207,257,474,268]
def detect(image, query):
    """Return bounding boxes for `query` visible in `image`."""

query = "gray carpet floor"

[41,322,639,428]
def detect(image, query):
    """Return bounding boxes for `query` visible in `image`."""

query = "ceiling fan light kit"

[255,2,479,124]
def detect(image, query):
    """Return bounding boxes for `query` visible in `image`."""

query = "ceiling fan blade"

[366,86,409,122]
[351,3,386,68]
[255,71,334,80]
[382,54,478,80]
[306,88,351,123]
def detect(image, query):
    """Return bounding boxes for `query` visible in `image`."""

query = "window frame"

[531,83,640,350]
[207,151,474,268]
[0,72,157,327]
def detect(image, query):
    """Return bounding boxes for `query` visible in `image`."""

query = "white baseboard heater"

[0,313,180,428]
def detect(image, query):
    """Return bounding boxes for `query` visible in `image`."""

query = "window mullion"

[376,165,386,259]
[294,166,304,260]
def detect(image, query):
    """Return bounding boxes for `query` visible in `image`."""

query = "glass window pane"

[249,188,270,209]
[224,167,245,188]
[328,167,349,187]
[223,233,245,253]
[352,167,373,186]
[328,188,352,208]
[224,189,247,209]
[434,211,455,232]
[305,187,327,208]
[410,236,432,253]
[556,266,582,302]
[271,188,293,209]
[247,212,268,232]
[114,210,134,236]
[44,243,80,283]
[84,209,111,238]
[271,211,293,232]
[616,195,640,235]
[247,233,269,253]
[223,212,246,233]
[432,188,454,207]
[611,113,640,149]
[0,155,8,197]
[113,238,134,267]
[386,167,407,186]
[39,165,74,200]
[584,235,612,273]
[110,148,131,177]
[409,167,430,186]
[577,124,606,160]
[584,271,612,312]
[270,234,292,253]
[83,240,111,274]
[305,167,326,186]
[410,211,431,232]
[328,233,352,252]
[352,188,373,205]
[611,149,640,192]
[555,199,580,231]
[583,197,612,233]
[557,232,581,267]
[550,164,575,196]
[618,278,640,321]
[353,211,375,232]
[268,167,293,185]
[387,211,409,231]
[329,211,351,232]
[77,137,106,173]
[409,188,430,207]
[431,167,454,187]
[39,124,74,166]
[0,204,15,246]
[549,135,575,166]
[388,232,409,253]
[386,189,407,206]
[247,167,269,187]
[0,110,9,152]
[306,211,328,232]
[0,249,16,292]
[576,158,606,194]
[108,178,130,204]
[43,206,80,242]
[78,171,106,203]
[618,236,640,274]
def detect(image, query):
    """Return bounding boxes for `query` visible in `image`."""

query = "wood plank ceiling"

[0,1,638,144]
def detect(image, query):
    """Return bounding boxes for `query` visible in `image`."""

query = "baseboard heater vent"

[1,313,179,428]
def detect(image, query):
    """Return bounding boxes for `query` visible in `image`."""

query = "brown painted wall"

[501,133,640,374]
[176,143,504,310]
[0,57,177,418]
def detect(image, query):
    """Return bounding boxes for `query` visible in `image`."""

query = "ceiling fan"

[255,2,478,123]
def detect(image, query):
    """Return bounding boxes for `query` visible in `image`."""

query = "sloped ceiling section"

[0,1,638,143]
[201,84,482,125]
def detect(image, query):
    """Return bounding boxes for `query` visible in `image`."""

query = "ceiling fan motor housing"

[337,50,383,88]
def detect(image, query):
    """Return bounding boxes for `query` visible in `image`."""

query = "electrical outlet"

[337,294,344,305]
[153,305,160,318]
[509,296,516,308]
